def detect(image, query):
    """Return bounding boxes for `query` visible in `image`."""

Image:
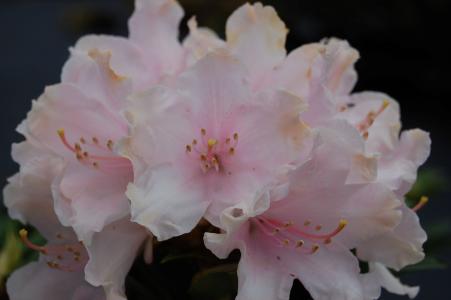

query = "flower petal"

[126,164,209,241]
[56,162,132,244]
[6,261,104,300]
[84,218,147,300]
[128,0,185,77]
[357,203,426,270]
[226,3,288,87]
[365,262,419,299]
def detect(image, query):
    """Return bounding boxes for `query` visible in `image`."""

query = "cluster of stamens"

[356,100,390,140]
[19,229,87,272]
[185,128,239,173]
[57,129,129,171]
[253,217,348,257]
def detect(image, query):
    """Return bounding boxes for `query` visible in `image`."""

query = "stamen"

[19,229,46,254]
[107,140,114,150]
[310,244,320,254]
[57,129,76,153]
[412,196,429,212]
[229,147,235,155]
[186,145,192,153]
[207,139,217,149]
[92,137,99,144]
[201,128,206,136]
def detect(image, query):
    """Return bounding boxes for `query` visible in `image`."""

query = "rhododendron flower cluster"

[2,1,431,300]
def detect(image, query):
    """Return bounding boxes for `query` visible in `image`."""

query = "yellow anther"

[19,228,28,239]
[207,139,217,148]
[382,99,390,110]
[283,239,290,246]
[57,128,65,138]
[413,196,429,212]
[338,219,348,230]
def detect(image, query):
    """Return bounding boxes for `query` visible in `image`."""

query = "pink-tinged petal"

[174,52,251,119]
[321,38,360,96]
[128,0,185,78]
[268,122,402,248]
[63,34,153,90]
[6,261,105,300]
[339,92,401,154]
[183,17,226,66]
[378,129,431,196]
[3,141,68,240]
[84,219,148,300]
[272,43,326,99]
[365,262,419,299]
[56,162,132,244]
[289,246,364,300]
[236,246,294,300]
[206,201,365,300]
[226,3,288,87]
[62,48,133,112]
[25,84,127,158]
[357,203,426,270]
[126,164,209,241]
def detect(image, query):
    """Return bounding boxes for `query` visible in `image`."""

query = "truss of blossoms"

[2,0,431,299]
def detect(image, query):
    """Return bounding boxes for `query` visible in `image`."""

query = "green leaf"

[401,256,447,272]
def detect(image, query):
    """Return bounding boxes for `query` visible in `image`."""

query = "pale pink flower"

[204,122,402,300]
[122,52,311,241]
[3,141,147,300]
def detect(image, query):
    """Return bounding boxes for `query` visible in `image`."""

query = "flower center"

[57,129,130,171]
[185,128,239,173]
[253,217,347,255]
[19,229,87,272]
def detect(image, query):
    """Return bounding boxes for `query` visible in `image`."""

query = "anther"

[107,140,114,150]
[233,133,239,140]
[192,139,197,145]
[80,137,86,144]
[283,239,290,246]
[74,143,82,152]
[186,145,192,153]
[304,220,311,226]
[311,244,320,254]
[207,139,217,149]
[296,240,304,248]
[413,196,429,212]
[315,225,322,231]
[92,137,99,144]
[93,162,99,168]
[201,128,206,136]
[229,147,235,155]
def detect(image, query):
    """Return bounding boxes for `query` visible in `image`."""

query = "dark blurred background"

[1,0,450,299]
